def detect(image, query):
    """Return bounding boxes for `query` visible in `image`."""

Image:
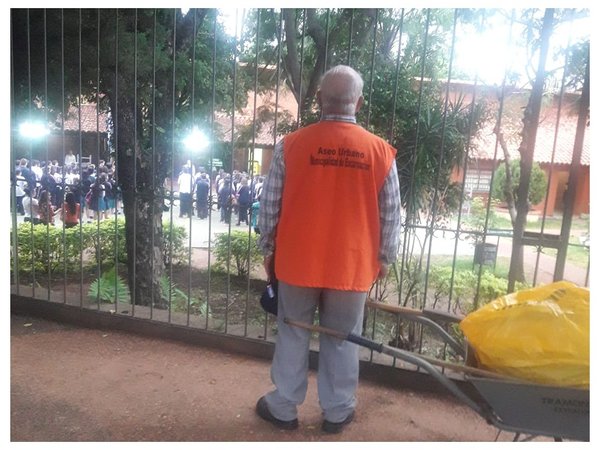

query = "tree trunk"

[508,8,554,291]
[493,122,518,225]
[109,85,167,309]
[121,182,167,308]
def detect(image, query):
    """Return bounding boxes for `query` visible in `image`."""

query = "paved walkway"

[11,312,529,443]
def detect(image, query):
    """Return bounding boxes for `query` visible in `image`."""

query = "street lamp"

[184,126,209,153]
[19,121,50,139]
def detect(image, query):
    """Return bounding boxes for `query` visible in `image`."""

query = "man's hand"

[378,263,389,280]
[264,255,274,281]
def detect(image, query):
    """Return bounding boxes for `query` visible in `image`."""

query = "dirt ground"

[9,312,534,443]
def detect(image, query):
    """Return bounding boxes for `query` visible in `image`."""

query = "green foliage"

[88,267,131,303]
[212,231,262,277]
[12,223,92,274]
[427,265,514,314]
[12,219,187,275]
[159,275,209,316]
[162,220,188,266]
[88,218,128,266]
[492,159,548,206]
[463,197,500,242]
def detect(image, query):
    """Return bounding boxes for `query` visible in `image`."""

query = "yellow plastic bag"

[459,281,589,388]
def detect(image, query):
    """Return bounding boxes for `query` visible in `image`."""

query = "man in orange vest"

[256,65,401,433]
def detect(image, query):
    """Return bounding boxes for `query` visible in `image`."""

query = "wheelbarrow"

[284,301,590,442]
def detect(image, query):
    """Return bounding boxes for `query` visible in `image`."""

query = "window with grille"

[465,169,492,194]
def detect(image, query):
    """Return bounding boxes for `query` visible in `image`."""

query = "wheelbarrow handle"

[366,300,464,323]
[284,318,488,418]
[365,301,465,357]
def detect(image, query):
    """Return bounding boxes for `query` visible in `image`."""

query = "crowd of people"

[13,151,265,232]
[13,150,120,226]
[177,162,264,232]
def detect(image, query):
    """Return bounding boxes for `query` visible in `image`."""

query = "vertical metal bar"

[366,8,380,363]
[25,9,36,299]
[398,9,431,308]
[263,8,284,341]
[533,12,573,285]
[97,9,102,311]
[422,9,458,307]
[132,8,138,318]
[555,46,589,281]
[245,9,261,337]
[151,9,157,320]
[347,9,354,66]
[169,8,177,323]
[61,9,67,304]
[10,10,19,295]
[225,9,240,333]
[448,11,482,313]
[388,9,405,154]
[296,9,306,127]
[365,9,378,130]
[114,9,120,313]
[508,8,555,293]
[206,10,217,330]
[473,10,516,308]
[388,8,405,368]
[93,11,101,309]
[324,9,330,72]
[78,9,84,308]
[187,8,198,327]
[43,9,51,302]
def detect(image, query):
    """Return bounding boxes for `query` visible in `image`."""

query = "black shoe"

[322,411,355,434]
[255,396,298,430]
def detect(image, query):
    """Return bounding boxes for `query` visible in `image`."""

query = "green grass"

[428,255,511,278]
[491,214,589,233]
[540,237,590,269]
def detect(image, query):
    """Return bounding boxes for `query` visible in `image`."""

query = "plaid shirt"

[257,115,402,265]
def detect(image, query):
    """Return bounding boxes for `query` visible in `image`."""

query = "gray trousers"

[264,281,367,422]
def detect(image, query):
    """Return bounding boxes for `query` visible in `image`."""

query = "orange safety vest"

[275,120,397,291]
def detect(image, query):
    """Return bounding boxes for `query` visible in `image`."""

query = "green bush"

[12,223,92,274]
[12,219,188,276]
[88,218,128,266]
[428,265,517,313]
[162,221,188,266]
[492,159,548,206]
[212,231,262,277]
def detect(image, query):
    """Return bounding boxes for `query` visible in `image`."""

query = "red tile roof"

[57,103,109,133]
[471,114,590,166]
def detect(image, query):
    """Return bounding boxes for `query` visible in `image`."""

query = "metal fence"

[10,8,590,367]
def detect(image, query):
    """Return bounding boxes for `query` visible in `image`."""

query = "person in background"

[38,189,61,225]
[19,158,37,193]
[64,149,77,167]
[177,166,194,218]
[22,188,40,225]
[88,176,106,221]
[218,177,234,224]
[195,173,210,220]
[61,191,80,228]
[256,65,401,434]
[236,177,252,226]
[14,168,26,215]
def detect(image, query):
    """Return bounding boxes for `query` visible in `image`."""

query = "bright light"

[19,121,50,139]
[184,127,209,152]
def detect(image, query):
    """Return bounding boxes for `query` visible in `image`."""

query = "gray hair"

[319,65,364,115]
